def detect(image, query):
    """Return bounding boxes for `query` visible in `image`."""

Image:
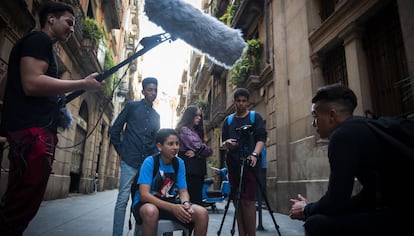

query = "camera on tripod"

[219,123,282,236]
[235,124,254,163]
[235,124,253,142]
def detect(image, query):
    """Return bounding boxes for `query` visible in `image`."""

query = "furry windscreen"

[144,0,247,69]
[56,107,74,130]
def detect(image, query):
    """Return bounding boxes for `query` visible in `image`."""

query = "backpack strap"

[248,111,267,166]
[129,153,160,230]
[227,113,235,126]
[128,153,179,230]
[153,154,179,179]
[250,111,255,123]
[152,153,161,178]
[227,111,255,126]
[172,157,179,176]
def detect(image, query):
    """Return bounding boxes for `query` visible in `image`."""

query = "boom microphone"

[144,0,247,69]
[64,33,174,104]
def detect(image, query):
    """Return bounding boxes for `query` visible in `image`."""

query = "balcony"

[232,0,264,36]
[245,63,272,89]
[206,93,226,130]
[179,95,186,108]
[0,1,35,35]
[212,93,226,118]
[181,70,188,83]
[194,60,214,91]
[212,0,230,18]
[62,4,103,75]
[189,92,199,105]
[189,51,201,74]
[102,0,121,29]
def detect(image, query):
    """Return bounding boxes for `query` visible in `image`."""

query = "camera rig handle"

[63,32,175,105]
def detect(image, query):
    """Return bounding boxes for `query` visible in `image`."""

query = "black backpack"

[365,116,414,161]
[363,115,414,207]
[128,153,179,229]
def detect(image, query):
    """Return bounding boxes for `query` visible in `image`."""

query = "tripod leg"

[231,199,239,236]
[257,188,264,230]
[218,159,247,236]
[256,168,265,231]
[217,197,232,235]
[253,169,282,236]
[229,159,248,236]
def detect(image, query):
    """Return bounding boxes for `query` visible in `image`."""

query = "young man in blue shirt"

[133,128,208,236]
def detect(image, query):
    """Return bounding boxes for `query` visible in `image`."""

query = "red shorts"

[0,127,57,235]
[227,167,257,201]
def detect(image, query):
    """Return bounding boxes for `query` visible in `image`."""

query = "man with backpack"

[289,83,414,236]
[222,88,267,236]
[132,128,208,236]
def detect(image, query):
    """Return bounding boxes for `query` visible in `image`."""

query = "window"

[322,44,348,86]
[319,0,337,21]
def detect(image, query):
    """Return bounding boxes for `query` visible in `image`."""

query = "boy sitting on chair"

[132,128,208,236]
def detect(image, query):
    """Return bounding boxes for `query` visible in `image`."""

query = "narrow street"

[24,189,304,236]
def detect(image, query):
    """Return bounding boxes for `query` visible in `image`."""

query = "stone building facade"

[0,0,142,200]
[177,0,414,214]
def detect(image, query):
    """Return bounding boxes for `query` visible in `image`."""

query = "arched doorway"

[69,101,88,193]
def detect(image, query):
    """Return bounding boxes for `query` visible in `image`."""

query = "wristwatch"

[251,152,259,158]
[182,201,192,206]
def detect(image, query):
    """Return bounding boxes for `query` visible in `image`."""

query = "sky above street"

[138,0,202,128]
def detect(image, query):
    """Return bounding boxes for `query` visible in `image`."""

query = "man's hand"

[222,138,238,149]
[185,150,195,158]
[83,72,104,91]
[289,194,307,220]
[247,154,257,167]
[172,203,193,223]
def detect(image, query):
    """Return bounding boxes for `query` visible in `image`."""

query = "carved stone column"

[339,23,372,116]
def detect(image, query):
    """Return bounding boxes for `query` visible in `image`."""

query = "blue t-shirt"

[132,155,187,207]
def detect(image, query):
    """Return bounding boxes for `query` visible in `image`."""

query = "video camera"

[235,124,253,136]
[234,124,257,169]
[235,124,254,149]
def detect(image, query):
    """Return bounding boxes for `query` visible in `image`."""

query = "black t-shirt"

[3,31,60,132]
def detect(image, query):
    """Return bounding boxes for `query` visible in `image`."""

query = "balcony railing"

[102,0,121,29]
[194,60,213,91]
[212,93,225,116]
[212,0,230,18]
[62,2,103,75]
[232,0,264,36]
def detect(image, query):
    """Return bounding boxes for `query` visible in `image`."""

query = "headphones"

[49,17,54,24]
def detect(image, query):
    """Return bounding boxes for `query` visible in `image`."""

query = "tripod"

[217,149,282,236]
